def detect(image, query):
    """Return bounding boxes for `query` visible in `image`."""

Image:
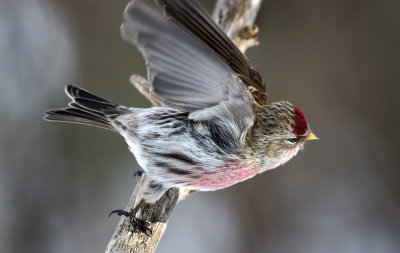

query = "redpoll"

[45,0,318,234]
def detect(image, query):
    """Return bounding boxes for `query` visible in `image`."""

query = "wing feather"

[121,0,256,123]
[158,0,267,105]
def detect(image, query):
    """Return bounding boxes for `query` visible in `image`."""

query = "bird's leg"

[109,199,151,235]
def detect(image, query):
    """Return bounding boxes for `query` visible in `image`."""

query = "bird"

[45,0,318,234]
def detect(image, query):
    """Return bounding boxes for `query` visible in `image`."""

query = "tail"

[44,85,129,131]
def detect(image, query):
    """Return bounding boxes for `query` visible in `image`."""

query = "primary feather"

[121,0,256,122]
[157,0,267,105]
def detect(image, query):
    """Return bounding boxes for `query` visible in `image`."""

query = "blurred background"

[1,0,400,252]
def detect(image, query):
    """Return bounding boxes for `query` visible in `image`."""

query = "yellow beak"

[305,132,319,141]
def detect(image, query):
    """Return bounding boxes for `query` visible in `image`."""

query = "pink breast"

[187,160,261,191]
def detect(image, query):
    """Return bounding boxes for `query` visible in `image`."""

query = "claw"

[109,209,130,218]
[108,200,152,235]
[130,217,152,235]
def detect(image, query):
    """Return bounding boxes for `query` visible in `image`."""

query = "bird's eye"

[287,137,300,144]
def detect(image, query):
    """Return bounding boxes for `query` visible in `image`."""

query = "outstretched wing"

[157,0,266,106]
[121,0,261,122]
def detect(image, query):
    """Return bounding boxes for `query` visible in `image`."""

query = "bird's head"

[245,101,318,168]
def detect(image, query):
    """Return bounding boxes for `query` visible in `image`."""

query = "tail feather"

[65,85,111,104]
[44,85,128,131]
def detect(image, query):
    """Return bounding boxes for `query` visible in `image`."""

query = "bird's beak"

[305,132,319,141]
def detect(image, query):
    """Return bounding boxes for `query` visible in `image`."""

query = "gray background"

[1,0,399,252]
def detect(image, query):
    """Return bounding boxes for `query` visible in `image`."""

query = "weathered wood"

[105,0,263,252]
[129,75,161,107]
[212,0,262,52]
[106,176,179,253]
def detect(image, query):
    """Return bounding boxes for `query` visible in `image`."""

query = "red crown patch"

[293,107,308,136]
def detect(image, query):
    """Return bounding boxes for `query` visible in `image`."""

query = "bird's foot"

[109,207,152,236]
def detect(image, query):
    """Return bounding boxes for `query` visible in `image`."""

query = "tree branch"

[212,0,262,53]
[105,0,262,252]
